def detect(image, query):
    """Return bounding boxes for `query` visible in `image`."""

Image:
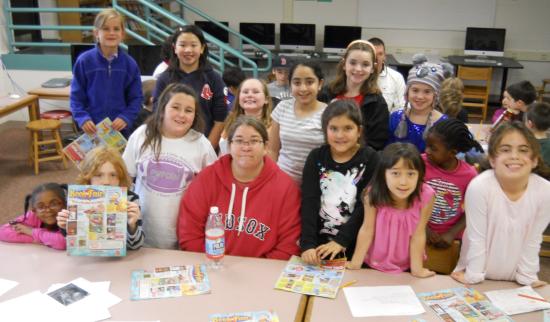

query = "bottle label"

[205,229,225,259]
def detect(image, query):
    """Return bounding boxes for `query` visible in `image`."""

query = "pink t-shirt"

[365,183,435,273]
[422,154,478,236]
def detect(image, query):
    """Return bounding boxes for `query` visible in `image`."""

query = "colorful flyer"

[63,118,127,168]
[66,185,127,257]
[417,287,512,322]
[130,265,210,300]
[274,255,344,299]
[209,310,279,322]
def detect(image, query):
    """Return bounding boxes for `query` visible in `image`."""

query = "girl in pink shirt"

[348,143,436,277]
[423,119,482,248]
[452,122,550,287]
[0,183,66,250]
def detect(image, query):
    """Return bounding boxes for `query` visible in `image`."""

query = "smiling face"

[344,49,374,88]
[229,125,266,172]
[425,132,456,168]
[327,114,361,158]
[174,32,205,72]
[238,79,267,117]
[373,44,385,73]
[501,90,522,112]
[273,68,289,86]
[489,130,537,182]
[385,158,420,205]
[94,16,124,50]
[408,83,436,113]
[90,161,121,186]
[33,190,64,226]
[162,93,196,138]
[291,65,323,107]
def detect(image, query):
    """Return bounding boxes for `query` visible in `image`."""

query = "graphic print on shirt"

[138,154,195,194]
[319,164,365,236]
[426,178,462,224]
[224,212,271,241]
[201,84,213,100]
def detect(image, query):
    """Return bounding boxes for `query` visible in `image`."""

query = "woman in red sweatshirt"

[177,116,301,259]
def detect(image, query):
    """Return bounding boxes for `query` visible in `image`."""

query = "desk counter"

[0,94,39,121]
[28,86,70,101]
[0,243,305,322]
[306,268,549,322]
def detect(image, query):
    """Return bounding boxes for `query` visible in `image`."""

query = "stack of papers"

[485,286,550,315]
[0,277,120,322]
[343,285,425,317]
[0,278,18,297]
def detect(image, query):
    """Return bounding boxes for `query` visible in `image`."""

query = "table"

[0,243,306,322]
[305,268,550,322]
[0,94,40,121]
[447,55,524,102]
[28,86,70,101]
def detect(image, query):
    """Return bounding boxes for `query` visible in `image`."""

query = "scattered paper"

[544,309,550,322]
[0,278,18,297]
[209,310,279,321]
[485,286,550,315]
[343,286,425,317]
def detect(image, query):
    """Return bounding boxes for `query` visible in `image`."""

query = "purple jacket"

[0,211,66,250]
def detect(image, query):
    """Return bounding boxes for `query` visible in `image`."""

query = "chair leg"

[53,129,67,169]
[32,131,39,175]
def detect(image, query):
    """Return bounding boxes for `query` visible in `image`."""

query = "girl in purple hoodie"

[0,183,66,250]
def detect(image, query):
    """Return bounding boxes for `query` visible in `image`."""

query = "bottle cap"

[210,206,219,213]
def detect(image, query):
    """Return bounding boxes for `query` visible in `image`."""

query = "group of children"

[2,7,550,290]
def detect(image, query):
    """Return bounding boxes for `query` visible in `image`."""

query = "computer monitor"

[195,21,229,44]
[323,25,362,55]
[464,27,506,57]
[280,23,315,52]
[127,45,162,76]
[239,23,275,50]
[70,44,94,69]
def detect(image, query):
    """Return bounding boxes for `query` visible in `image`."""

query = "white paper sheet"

[0,278,18,297]
[485,286,550,315]
[0,291,75,322]
[343,285,425,317]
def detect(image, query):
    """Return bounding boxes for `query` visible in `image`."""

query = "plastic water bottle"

[205,206,225,269]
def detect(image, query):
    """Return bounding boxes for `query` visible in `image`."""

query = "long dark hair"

[427,118,484,153]
[141,83,205,160]
[367,143,425,208]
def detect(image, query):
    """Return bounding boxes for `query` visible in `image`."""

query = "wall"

[183,0,550,87]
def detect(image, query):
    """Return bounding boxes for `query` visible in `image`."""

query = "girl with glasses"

[0,183,66,250]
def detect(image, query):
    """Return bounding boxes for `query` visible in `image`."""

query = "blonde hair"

[223,78,272,135]
[93,8,125,31]
[76,146,132,188]
[439,77,464,117]
[329,40,380,96]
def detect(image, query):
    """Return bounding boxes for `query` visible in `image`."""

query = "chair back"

[457,66,493,121]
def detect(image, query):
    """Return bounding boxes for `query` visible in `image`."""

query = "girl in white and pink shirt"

[452,121,550,287]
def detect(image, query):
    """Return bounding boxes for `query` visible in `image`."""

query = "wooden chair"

[537,79,550,102]
[541,234,550,257]
[26,119,67,175]
[457,66,493,122]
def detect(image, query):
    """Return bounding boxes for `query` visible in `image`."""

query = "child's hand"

[127,201,141,234]
[451,270,469,284]
[12,223,32,236]
[426,227,441,245]
[56,209,70,229]
[345,261,362,270]
[301,249,320,265]
[112,118,128,131]
[531,280,548,288]
[82,120,97,135]
[316,241,345,261]
[411,267,436,278]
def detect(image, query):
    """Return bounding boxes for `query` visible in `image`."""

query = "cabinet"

[56,0,110,43]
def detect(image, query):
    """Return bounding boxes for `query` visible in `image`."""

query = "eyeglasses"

[415,66,438,78]
[230,139,264,147]
[35,199,63,212]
